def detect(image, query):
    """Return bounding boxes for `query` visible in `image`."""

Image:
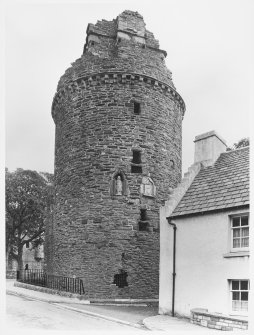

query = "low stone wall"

[14,281,87,300]
[14,282,158,305]
[6,270,17,279]
[191,308,248,331]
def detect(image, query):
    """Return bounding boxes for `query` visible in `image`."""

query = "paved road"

[6,294,145,331]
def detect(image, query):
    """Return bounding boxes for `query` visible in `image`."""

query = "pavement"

[5,280,246,333]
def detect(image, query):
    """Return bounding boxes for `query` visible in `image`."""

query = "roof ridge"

[223,146,249,155]
[170,144,249,218]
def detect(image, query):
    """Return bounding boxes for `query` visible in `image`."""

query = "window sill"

[131,163,142,167]
[223,251,249,258]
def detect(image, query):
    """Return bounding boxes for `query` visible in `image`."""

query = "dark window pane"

[242,237,249,247]
[242,227,249,237]
[241,292,248,301]
[233,238,240,248]
[232,281,239,290]
[241,216,248,226]
[139,221,148,231]
[134,102,141,115]
[132,151,141,164]
[233,229,240,238]
[140,209,147,221]
[232,217,240,227]
[240,281,248,290]
[233,292,240,300]
[113,271,128,288]
[131,165,142,173]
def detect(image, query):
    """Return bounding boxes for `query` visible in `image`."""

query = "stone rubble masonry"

[46,10,185,299]
[191,309,248,331]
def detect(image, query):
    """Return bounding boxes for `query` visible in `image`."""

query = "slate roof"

[171,147,249,217]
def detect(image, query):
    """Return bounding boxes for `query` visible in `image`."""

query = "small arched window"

[169,159,175,169]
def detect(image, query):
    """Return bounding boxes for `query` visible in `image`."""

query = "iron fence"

[17,269,85,295]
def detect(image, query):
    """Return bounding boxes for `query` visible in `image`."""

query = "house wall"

[159,208,249,317]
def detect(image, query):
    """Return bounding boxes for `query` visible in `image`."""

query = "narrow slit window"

[134,102,141,115]
[140,209,147,221]
[132,150,141,164]
[139,209,149,231]
[131,150,142,173]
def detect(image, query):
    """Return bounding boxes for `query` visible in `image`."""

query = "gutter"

[171,204,249,219]
[166,217,177,317]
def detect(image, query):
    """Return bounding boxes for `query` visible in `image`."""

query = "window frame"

[229,279,249,315]
[230,214,249,252]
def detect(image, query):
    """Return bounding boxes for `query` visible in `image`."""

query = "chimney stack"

[194,131,227,166]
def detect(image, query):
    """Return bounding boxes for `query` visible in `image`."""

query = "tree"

[226,137,249,151]
[5,168,54,270]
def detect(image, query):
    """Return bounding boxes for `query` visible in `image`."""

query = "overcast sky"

[4,0,253,174]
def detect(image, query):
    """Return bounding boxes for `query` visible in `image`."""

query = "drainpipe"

[166,217,177,317]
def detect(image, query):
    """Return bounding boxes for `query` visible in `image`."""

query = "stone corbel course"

[52,72,186,119]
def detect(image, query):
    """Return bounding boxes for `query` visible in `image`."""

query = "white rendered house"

[159,131,249,330]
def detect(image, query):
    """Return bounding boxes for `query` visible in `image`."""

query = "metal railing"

[17,269,85,295]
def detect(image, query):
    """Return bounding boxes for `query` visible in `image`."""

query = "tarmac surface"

[7,294,140,331]
[5,280,248,333]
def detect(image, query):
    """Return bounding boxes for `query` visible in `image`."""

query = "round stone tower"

[47,10,185,299]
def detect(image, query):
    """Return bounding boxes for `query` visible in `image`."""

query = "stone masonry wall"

[47,10,185,299]
[191,309,248,331]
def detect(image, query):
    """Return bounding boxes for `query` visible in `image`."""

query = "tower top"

[85,9,161,53]
[53,10,185,118]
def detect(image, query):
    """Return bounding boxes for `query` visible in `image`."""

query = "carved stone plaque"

[140,177,156,197]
